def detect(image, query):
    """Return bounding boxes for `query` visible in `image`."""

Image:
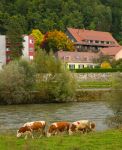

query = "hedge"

[70,68,122,73]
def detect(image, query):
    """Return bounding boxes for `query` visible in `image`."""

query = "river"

[0,101,114,133]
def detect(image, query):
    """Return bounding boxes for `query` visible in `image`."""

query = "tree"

[100,61,112,68]
[31,29,44,50]
[6,15,25,60]
[0,60,35,104]
[33,49,77,102]
[111,58,122,68]
[41,30,74,52]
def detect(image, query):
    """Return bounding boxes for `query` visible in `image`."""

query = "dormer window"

[95,40,99,43]
[76,56,80,59]
[64,56,70,60]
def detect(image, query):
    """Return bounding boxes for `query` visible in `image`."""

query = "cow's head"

[16,130,22,138]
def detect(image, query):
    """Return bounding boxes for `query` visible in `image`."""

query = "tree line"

[0,0,122,44]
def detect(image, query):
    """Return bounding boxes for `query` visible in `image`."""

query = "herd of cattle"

[16,120,96,139]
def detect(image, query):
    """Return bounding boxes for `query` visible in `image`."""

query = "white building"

[0,35,35,69]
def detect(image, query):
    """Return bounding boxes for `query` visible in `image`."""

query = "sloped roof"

[67,28,119,46]
[56,50,98,63]
[100,46,122,56]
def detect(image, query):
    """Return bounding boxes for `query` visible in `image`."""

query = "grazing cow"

[47,121,70,137]
[69,120,96,135]
[17,121,46,139]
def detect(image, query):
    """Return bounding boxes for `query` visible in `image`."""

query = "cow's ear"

[17,130,19,133]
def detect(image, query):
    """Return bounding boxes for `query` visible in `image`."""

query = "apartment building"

[0,35,34,69]
[66,28,119,52]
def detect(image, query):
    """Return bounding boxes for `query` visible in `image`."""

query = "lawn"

[0,130,122,150]
[78,81,112,88]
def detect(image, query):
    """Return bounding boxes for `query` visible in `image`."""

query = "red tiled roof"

[67,28,119,46]
[56,50,98,63]
[100,46,122,56]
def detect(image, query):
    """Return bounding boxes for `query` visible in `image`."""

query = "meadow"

[0,130,122,150]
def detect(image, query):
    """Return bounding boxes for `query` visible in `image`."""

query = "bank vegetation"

[0,50,77,104]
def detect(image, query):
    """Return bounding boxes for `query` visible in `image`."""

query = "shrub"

[0,60,35,104]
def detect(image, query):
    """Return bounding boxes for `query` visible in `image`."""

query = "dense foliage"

[0,51,77,104]
[6,16,24,59]
[0,0,122,44]
[41,30,74,52]
[31,29,44,50]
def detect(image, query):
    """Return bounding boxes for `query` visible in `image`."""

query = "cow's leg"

[30,132,34,139]
[39,129,43,138]
[24,134,28,140]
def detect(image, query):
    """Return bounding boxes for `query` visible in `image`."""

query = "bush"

[34,50,77,102]
[0,60,36,104]
[70,68,122,73]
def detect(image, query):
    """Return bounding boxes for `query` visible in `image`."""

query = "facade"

[55,50,99,69]
[66,28,119,52]
[99,46,122,60]
[0,35,34,69]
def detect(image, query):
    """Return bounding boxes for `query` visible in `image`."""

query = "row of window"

[6,47,34,51]
[84,40,115,45]
[62,56,94,61]
[69,64,94,69]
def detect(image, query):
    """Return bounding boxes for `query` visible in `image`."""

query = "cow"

[16,121,46,139]
[69,120,96,135]
[47,121,70,137]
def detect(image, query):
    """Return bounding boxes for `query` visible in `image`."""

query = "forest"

[0,0,122,44]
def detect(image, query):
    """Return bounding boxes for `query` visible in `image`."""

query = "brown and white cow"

[47,121,70,137]
[17,121,46,139]
[69,120,96,135]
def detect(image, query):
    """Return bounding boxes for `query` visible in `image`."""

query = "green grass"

[78,81,112,88]
[0,130,122,150]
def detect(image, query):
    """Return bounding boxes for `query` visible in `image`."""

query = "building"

[99,46,122,60]
[66,28,119,52]
[0,35,34,69]
[55,50,99,69]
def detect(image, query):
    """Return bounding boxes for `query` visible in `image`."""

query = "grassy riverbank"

[0,130,122,150]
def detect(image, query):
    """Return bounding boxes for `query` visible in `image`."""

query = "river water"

[0,101,114,133]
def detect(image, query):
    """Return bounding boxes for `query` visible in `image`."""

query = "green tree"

[0,60,35,104]
[6,15,25,60]
[33,50,77,102]
[31,29,44,50]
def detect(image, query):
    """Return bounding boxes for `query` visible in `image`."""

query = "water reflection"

[0,101,114,133]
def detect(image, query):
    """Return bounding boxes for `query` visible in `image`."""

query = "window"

[30,56,33,60]
[78,64,83,69]
[95,40,99,43]
[69,64,75,69]
[76,56,80,60]
[83,57,87,61]
[30,39,33,44]
[101,41,104,44]
[6,48,10,51]
[6,55,10,59]
[64,56,70,60]
[29,47,34,51]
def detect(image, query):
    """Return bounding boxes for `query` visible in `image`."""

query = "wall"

[73,72,115,81]
[0,36,6,69]
[115,49,122,60]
